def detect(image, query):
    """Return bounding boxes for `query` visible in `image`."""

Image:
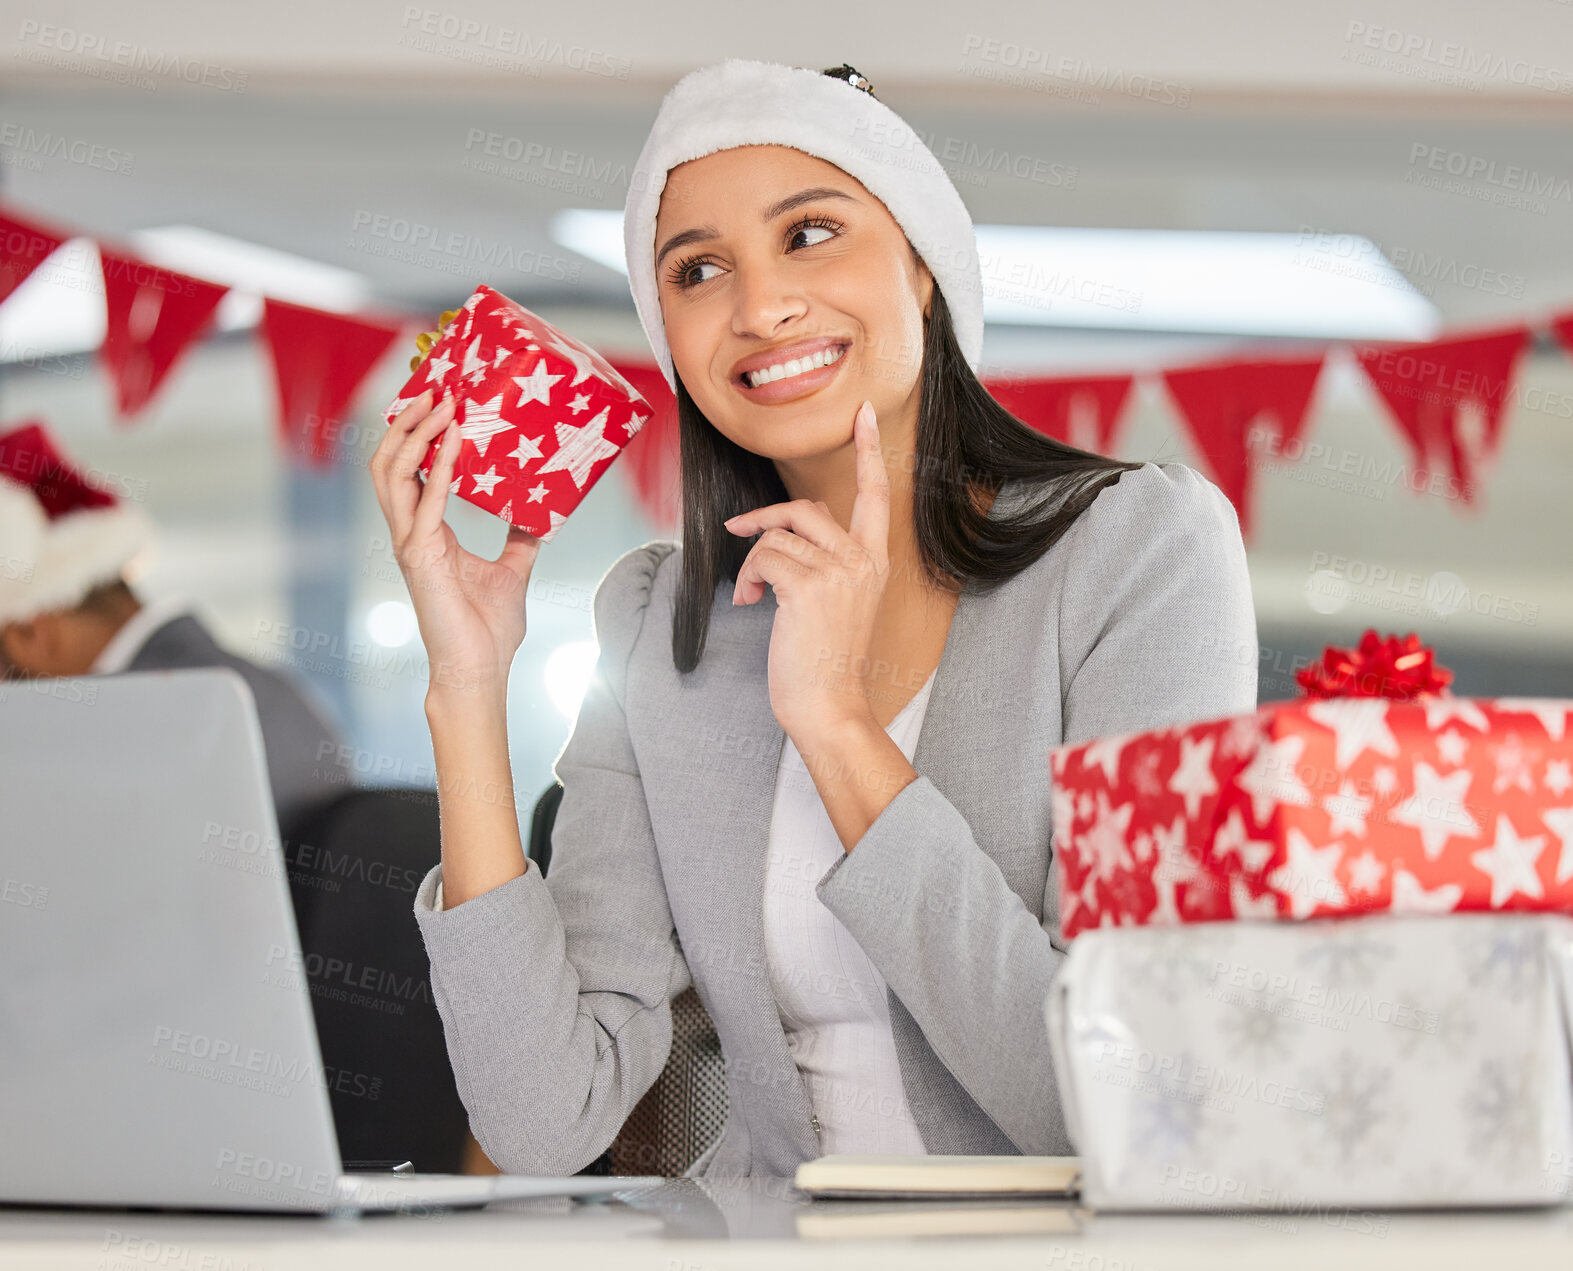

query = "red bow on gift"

[1294,628,1454,701]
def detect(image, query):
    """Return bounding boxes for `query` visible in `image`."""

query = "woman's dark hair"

[667,263,1146,674]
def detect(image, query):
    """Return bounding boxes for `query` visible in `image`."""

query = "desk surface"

[3,1179,1572,1270]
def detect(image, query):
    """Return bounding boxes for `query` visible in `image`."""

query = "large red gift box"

[383,285,650,543]
[1049,631,1573,937]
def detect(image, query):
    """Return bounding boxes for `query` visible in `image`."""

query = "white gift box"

[1045,913,1573,1211]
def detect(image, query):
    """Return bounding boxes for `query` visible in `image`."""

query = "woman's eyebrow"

[655,187,858,270]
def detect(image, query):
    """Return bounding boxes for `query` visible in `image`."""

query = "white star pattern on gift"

[623,410,648,436]
[1211,806,1276,873]
[1435,728,1470,766]
[498,500,512,523]
[1234,733,1311,824]
[1266,829,1347,919]
[537,406,620,489]
[1390,866,1462,913]
[1083,733,1132,785]
[461,334,489,384]
[470,466,503,497]
[458,392,512,456]
[1388,761,1480,860]
[539,510,568,542]
[1491,733,1538,794]
[507,433,544,468]
[540,330,639,399]
[1468,814,1546,907]
[1490,698,1570,741]
[1346,849,1387,895]
[1149,817,1203,923]
[1372,764,1399,796]
[1421,695,1491,732]
[492,347,510,368]
[425,349,455,382]
[1546,761,1573,797]
[567,392,591,414]
[526,481,548,502]
[1167,735,1219,818]
[1084,790,1136,885]
[513,361,564,408]
[1306,698,1401,768]
[1229,876,1280,918]
[1323,779,1373,838]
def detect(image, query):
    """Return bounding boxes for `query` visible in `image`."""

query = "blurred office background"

[2,0,1570,805]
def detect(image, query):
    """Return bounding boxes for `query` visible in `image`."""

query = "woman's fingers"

[847,400,890,557]
[724,498,843,555]
[382,396,457,536]
[409,420,461,544]
[494,525,543,587]
[370,389,433,502]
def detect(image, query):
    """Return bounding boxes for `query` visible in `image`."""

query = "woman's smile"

[732,337,852,405]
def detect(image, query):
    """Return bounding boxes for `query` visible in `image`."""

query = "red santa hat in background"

[0,420,154,626]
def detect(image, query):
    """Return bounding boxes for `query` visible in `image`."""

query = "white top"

[89,595,191,675]
[434,669,940,1158]
[761,668,937,1156]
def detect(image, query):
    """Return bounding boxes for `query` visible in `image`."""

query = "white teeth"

[745,345,844,388]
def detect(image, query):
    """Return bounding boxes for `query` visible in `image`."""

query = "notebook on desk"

[794,1154,1081,1200]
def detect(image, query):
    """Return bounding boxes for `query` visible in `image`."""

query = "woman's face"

[654,144,933,466]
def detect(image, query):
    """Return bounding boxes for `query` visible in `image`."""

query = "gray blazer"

[411,460,1259,1180]
[127,613,349,834]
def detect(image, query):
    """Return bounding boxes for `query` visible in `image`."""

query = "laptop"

[0,667,661,1213]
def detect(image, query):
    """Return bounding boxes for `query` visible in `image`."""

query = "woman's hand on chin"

[724,399,889,748]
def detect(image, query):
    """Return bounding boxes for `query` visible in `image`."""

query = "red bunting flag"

[612,361,682,533]
[1161,354,1325,538]
[984,373,1134,454]
[98,249,229,419]
[0,207,66,308]
[1354,327,1530,507]
[261,298,404,468]
[1551,312,1573,361]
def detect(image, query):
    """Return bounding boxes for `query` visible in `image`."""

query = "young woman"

[368,59,1258,1181]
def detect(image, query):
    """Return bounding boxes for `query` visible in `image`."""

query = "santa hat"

[623,59,985,394]
[0,421,154,626]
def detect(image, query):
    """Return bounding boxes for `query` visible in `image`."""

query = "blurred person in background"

[0,419,348,837]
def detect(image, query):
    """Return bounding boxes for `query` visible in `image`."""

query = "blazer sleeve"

[410,541,690,1175]
[811,462,1259,1154]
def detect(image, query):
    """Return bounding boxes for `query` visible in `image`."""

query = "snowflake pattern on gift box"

[1463,1057,1541,1165]
[1118,927,1227,999]
[1295,924,1396,988]
[1462,924,1546,1005]
[1123,1049,1237,1168]
[1215,993,1299,1066]
[1298,1051,1402,1170]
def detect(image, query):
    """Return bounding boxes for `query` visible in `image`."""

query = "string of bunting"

[2,200,1569,541]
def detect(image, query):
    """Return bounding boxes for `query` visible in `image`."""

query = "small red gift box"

[383,285,649,542]
[1050,631,1573,937]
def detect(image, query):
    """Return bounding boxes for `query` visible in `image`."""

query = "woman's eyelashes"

[664,214,846,291]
